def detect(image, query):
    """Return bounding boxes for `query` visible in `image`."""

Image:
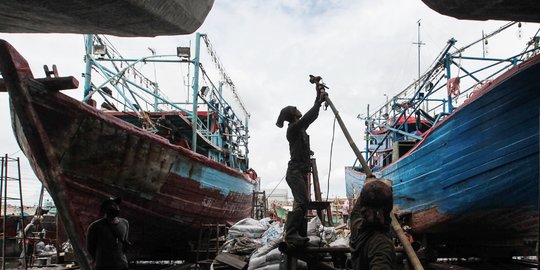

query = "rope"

[267,173,286,198]
[326,116,337,201]
[201,35,250,118]
[452,22,517,55]
[9,150,21,156]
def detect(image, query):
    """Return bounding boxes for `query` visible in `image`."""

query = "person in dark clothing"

[87,197,130,270]
[19,215,42,268]
[350,180,396,270]
[276,83,326,246]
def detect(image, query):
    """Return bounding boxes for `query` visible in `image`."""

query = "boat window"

[392,141,416,162]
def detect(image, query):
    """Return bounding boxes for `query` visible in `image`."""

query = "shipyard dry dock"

[0,1,539,270]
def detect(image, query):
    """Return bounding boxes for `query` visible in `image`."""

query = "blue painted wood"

[171,158,254,196]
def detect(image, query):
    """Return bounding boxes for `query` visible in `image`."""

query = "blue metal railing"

[358,28,540,168]
[81,33,250,171]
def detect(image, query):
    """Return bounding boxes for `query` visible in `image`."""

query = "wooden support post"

[310,158,333,226]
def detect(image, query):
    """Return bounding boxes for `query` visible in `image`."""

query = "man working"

[350,180,396,269]
[276,80,326,246]
[87,197,130,270]
[19,215,42,268]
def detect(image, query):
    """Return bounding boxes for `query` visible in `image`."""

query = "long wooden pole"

[322,92,424,270]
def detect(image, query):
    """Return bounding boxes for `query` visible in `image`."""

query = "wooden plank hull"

[345,54,540,257]
[0,40,255,266]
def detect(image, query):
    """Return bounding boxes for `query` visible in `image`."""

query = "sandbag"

[248,248,281,269]
[261,221,283,244]
[228,218,268,239]
[253,264,281,270]
[329,237,350,248]
[322,226,337,244]
[251,235,283,259]
[227,236,263,254]
[307,216,322,236]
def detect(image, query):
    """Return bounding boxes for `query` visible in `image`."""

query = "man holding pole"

[275,81,326,246]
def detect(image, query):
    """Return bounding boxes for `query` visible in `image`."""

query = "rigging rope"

[201,35,250,118]
[9,150,21,156]
[326,116,337,201]
[453,22,517,55]
[267,174,286,198]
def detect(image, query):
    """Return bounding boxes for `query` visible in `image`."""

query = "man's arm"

[292,97,325,132]
[25,223,35,234]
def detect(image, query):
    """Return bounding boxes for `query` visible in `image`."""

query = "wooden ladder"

[307,158,333,226]
[194,223,227,265]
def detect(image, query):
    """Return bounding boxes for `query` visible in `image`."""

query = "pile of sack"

[215,216,349,270]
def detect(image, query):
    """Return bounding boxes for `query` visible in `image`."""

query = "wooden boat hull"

[346,54,540,257]
[0,1,215,37]
[0,40,255,266]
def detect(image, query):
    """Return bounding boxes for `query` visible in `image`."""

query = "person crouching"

[350,180,396,269]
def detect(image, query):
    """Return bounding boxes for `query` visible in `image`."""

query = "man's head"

[100,197,121,219]
[276,106,302,128]
[358,180,393,224]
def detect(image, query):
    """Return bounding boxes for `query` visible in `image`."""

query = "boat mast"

[366,104,370,162]
[413,20,425,81]
[191,33,202,152]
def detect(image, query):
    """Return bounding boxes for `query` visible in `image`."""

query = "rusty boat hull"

[0,40,255,265]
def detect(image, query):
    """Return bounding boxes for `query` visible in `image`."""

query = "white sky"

[0,0,538,205]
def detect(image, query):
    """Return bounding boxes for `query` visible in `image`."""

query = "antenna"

[412,19,426,81]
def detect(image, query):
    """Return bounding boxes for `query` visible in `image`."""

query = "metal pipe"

[455,55,523,62]
[95,58,191,63]
[2,155,8,269]
[191,32,202,152]
[1,155,4,270]
[278,241,350,253]
[365,119,423,140]
[450,60,482,83]
[445,53,454,112]
[366,104,370,162]
[84,61,141,116]
[16,157,28,269]
[83,35,93,98]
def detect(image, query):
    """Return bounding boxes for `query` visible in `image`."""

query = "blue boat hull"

[346,54,540,256]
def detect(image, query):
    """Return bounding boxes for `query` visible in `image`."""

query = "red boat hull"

[0,40,255,266]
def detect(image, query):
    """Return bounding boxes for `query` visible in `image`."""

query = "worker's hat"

[100,196,122,212]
